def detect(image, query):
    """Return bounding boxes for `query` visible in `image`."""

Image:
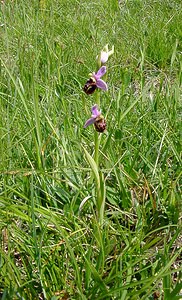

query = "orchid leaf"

[82,146,100,189]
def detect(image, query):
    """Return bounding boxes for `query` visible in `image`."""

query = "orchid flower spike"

[100,44,114,64]
[84,104,106,133]
[83,66,107,95]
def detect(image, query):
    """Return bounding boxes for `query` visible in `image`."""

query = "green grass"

[0,0,182,299]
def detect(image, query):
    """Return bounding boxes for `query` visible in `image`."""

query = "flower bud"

[99,44,114,64]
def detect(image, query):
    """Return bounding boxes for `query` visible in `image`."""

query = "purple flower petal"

[84,105,101,128]
[100,51,108,63]
[94,66,106,79]
[96,79,108,91]
[91,104,101,117]
[84,117,96,128]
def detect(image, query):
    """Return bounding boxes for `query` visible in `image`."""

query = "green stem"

[94,131,99,167]
[95,88,100,107]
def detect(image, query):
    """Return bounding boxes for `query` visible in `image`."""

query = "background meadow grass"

[0,0,182,299]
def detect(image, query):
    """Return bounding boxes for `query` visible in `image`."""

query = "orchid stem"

[94,88,100,168]
[94,131,99,167]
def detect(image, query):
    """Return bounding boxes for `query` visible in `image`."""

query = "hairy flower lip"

[83,77,97,95]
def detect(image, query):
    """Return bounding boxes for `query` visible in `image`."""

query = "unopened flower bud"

[99,44,114,64]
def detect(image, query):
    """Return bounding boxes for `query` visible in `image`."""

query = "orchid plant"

[82,44,114,226]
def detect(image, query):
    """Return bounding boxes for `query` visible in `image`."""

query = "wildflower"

[83,66,107,95]
[99,44,114,64]
[84,104,106,133]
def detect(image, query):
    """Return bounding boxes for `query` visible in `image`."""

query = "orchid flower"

[84,104,106,132]
[83,66,107,94]
[98,44,114,64]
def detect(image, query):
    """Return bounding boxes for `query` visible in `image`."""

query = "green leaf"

[82,146,100,189]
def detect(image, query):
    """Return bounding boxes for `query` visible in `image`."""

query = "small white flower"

[100,44,114,63]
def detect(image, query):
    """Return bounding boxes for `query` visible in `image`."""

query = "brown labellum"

[94,116,106,133]
[83,77,97,95]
